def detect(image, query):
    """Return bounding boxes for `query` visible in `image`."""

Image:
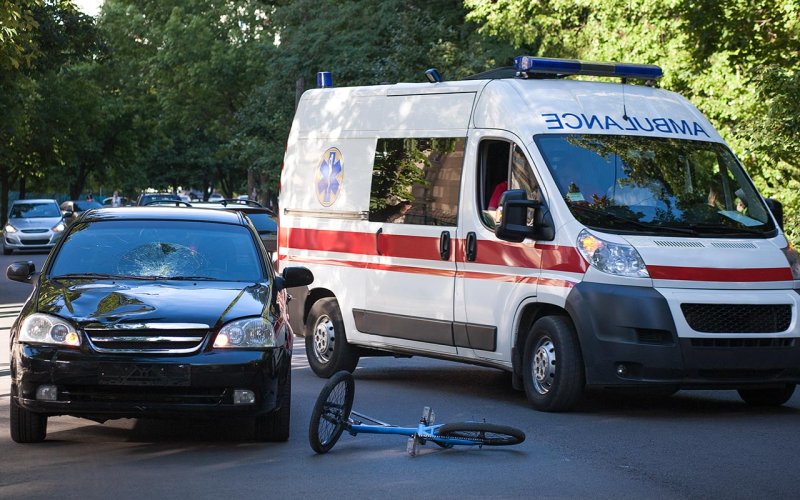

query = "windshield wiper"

[568,204,699,236]
[153,275,218,281]
[53,273,130,280]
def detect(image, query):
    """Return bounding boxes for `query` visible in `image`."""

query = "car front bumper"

[12,343,291,420]
[4,230,61,250]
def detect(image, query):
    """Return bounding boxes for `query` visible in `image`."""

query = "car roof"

[12,199,57,204]
[80,207,248,225]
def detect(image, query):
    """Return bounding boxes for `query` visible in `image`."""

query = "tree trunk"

[1,164,9,226]
[18,176,26,200]
[247,168,255,201]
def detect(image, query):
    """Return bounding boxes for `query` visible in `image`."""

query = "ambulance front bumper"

[565,283,800,388]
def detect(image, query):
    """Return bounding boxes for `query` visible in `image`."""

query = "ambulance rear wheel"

[737,384,795,406]
[522,315,585,412]
[305,298,360,378]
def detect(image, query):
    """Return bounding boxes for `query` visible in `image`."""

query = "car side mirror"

[765,198,783,230]
[7,261,36,284]
[495,189,553,242]
[282,266,314,289]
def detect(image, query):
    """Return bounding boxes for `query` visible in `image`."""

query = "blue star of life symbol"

[316,147,343,206]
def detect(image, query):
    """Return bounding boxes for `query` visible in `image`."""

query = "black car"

[6,207,312,443]
[136,192,181,206]
[183,199,278,252]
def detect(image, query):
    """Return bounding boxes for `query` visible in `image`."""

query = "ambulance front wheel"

[305,298,360,378]
[522,315,585,412]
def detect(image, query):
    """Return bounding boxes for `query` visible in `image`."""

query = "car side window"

[368,137,465,226]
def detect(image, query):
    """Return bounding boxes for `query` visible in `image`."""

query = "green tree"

[465,0,800,243]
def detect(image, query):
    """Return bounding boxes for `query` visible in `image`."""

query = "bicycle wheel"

[308,371,355,453]
[435,422,525,446]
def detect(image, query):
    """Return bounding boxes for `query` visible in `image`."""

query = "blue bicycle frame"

[346,409,483,447]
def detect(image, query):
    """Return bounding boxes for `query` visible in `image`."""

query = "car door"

[455,132,544,363]
[354,137,466,356]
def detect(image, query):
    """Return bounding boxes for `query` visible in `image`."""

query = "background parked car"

[102,196,131,207]
[60,199,103,225]
[3,199,66,255]
[136,193,181,206]
[190,199,278,252]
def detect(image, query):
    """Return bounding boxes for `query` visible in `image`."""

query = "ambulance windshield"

[535,134,776,237]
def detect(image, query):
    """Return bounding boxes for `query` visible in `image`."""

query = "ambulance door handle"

[466,232,477,262]
[439,231,451,261]
[375,227,383,256]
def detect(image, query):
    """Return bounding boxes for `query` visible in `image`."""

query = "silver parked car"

[3,199,66,255]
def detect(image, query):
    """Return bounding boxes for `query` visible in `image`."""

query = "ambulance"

[278,57,800,411]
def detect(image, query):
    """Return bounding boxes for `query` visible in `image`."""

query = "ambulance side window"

[369,137,465,226]
[478,140,540,228]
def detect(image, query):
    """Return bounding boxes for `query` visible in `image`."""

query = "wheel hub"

[532,337,556,395]
[313,315,335,363]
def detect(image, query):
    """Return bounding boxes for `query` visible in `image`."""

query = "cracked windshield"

[536,134,776,237]
[48,220,264,281]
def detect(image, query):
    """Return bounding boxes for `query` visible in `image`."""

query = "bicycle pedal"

[406,436,420,457]
[421,406,435,425]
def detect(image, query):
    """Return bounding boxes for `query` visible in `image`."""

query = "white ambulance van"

[279,57,800,411]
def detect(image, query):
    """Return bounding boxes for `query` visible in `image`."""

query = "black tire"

[308,371,355,454]
[737,384,796,407]
[305,298,359,378]
[2,245,11,255]
[436,422,525,446]
[254,370,291,442]
[522,315,585,412]
[10,395,47,443]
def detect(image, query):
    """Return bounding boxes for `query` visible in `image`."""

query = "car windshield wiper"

[568,204,698,236]
[52,273,131,280]
[150,275,219,281]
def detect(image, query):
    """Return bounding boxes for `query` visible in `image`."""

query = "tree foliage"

[465,0,800,243]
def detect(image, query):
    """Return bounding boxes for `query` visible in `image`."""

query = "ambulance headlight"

[19,313,81,347]
[214,317,276,348]
[781,243,800,280]
[577,230,649,278]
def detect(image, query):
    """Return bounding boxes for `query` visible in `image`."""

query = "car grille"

[85,328,209,353]
[681,303,792,333]
[62,386,228,405]
[21,229,48,233]
[21,239,50,245]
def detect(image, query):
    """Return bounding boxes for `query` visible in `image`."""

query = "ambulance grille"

[653,240,705,248]
[681,304,792,333]
[710,241,757,249]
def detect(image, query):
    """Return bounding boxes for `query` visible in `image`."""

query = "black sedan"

[6,207,312,443]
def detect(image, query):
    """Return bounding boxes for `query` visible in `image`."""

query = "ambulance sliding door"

[353,137,465,356]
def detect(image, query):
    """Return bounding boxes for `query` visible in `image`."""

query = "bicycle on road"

[308,371,526,456]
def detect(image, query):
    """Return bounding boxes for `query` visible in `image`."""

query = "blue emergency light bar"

[514,56,663,80]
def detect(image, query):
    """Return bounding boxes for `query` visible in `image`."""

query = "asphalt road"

[2,251,800,499]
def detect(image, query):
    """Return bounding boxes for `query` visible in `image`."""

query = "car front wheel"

[521,315,585,412]
[10,394,48,443]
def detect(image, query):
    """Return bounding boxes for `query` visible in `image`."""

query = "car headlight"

[52,221,66,232]
[4,224,17,233]
[214,317,276,348]
[782,242,800,280]
[19,313,81,347]
[577,229,649,278]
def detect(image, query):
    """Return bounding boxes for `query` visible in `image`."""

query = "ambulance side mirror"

[495,189,553,243]
[765,198,783,230]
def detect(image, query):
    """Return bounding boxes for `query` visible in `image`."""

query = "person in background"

[112,190,121,207]
[86,192,94,202]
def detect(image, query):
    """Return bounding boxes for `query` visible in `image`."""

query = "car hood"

[35,279,272,329]
[9,216,62,229]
